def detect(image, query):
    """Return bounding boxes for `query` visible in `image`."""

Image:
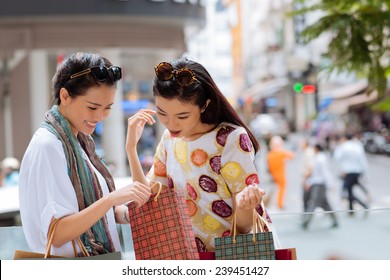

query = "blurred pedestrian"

[302,144,338,229]
[351,132,372,202]
[333,132,370,215]
[267,135,295,209]
[300,138,315,212]
[0,157,20,186]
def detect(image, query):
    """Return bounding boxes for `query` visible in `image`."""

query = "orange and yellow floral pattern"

[149,122,264,251]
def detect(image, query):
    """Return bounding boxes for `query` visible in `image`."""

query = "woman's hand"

[235,184,265,210]
[126,109,156,151]
[109,181,152,207]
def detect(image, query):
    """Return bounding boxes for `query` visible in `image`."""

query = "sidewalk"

[272,208,390,259]
[261,133,390,259]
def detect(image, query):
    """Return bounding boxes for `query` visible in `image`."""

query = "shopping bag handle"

[45,218,90,258]
[231,201,271,244]
[254,205,271,234]
[45,219,60,258]
[151,181,163,202]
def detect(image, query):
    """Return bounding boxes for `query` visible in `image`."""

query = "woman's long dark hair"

[153,57,259,153]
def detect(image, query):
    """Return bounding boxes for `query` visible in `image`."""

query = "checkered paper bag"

[215,208,275,260]
[127,182,199,260]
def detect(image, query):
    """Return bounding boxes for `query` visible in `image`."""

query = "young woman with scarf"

[126,58,280,254]
[18,52,151,257]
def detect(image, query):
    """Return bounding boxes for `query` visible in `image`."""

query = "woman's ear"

[201,99,211,113]
[59,88,71,105]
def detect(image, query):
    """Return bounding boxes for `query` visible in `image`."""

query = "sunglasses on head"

[70,66,122,82]
[154,62,199,86]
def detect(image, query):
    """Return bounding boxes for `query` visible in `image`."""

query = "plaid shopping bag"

[215,209,275,260]
[128,183,199,260]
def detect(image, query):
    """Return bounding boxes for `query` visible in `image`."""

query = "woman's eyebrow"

[156,106,190,116]
[86,100,114,107]
[86,101,102,106]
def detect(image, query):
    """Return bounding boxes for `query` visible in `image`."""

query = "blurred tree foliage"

[291,0,390,112]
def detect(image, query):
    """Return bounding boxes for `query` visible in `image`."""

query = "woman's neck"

[182,123,218,141]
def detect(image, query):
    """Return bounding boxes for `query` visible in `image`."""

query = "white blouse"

[19,127,121,257]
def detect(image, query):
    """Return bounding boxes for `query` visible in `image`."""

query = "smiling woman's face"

[155,95,206,139]
[58,84,116,136]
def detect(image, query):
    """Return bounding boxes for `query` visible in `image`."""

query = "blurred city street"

[260,133,390,213]
[258,133,390,260]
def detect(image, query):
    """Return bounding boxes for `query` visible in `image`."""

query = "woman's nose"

[166,117,177,129]
[94,110,105,122]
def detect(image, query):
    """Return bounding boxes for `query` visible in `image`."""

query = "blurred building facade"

[0,0,206,176]
[0,0,383,176]
[238,0,367,133]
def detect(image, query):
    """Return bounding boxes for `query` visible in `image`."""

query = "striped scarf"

[41,105,116,255]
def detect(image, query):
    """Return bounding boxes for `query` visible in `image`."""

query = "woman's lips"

[169,130,181,137]
[85,121,97,129]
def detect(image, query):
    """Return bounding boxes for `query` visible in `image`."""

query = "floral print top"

[149,122,269,252]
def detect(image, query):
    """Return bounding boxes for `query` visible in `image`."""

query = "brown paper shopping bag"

[14,218,122,260]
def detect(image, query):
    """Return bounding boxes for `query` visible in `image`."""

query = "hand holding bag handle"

[127,181,163,207]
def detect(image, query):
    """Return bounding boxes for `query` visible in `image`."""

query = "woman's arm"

[125,109,156,186]
[219,127,266,233]
[51,181,151,247]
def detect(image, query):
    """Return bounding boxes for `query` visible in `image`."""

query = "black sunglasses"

[70,66,122,82]
[154,62,199,86]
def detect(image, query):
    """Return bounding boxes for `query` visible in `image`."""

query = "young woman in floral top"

[126,58,275,252]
